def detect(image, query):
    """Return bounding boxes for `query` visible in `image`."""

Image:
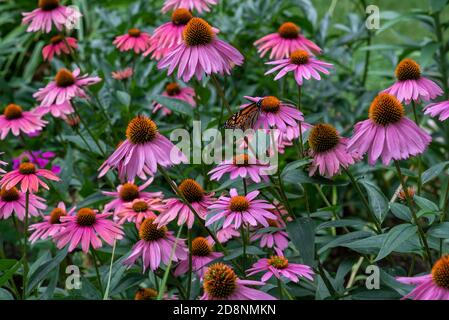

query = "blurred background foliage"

[1,0,449,300]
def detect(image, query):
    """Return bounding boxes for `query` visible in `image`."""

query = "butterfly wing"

[223,102,260,131]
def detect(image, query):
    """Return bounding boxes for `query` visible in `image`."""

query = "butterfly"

[223,98,263,131]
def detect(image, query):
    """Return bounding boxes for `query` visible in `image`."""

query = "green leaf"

[421,42,439,67]
[281,159,311,176]
[342,234,384,254]
[23,41,44,83]
[319,231,373,254]
[422,161,449,185]
[414,195,439,212]
[389,203,412,222]
[282,168,344,186]
[317,219,365,230]
[116,91,131,107]
[0,259,18,271]
[0,259,21,288]
[360,180,389,222]
[152,95,194,117]
[286,218,315,266]
[27,247,68,295]
[430,0,448,13]
[63,134,106,156]
[223,246,265,261]
[375,224,418,261]
[0,288,13,300]
[428,222,449,238]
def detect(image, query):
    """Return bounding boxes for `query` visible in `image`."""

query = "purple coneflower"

[383,58,443,104]
[144,9,193,60]
[251,217,289,255]
[424,100,449,121]
[201,263,276,300]
[158,18,243,81]
[347,93,431,165]
[0,187,46,221]
[22,0,79,33]
[34,101,74,119]
[155,179,214,229]
[247,256,314,283]
[29,201,74,243]
[113,28,151,54]
[111,68,133,81]
[13,151,60,175]
[116,198,164,228]
[98,115,187,180]
[0,161,60,193]
[308,124,360,178]
[243,96,305,132]
[0,104,47,140]
[175,237,223,278]
[33,68,101,107]
[254,22,321,60]
[54,208,124,253]
[153,82,196,116]
[206,188,276,230]
[396,255,449,300]
[123,217,187,272]
[42,35,77,61]
[208,154,269,183]
[162,0,218,14]
[265,49,333,86]
[102,178,163,215]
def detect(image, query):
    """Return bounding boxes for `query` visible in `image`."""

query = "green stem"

[241,225,247,269]
[158,165,245,274]
[157,225,184,300]
[277,278,284,300]
[103,239,117,300]
[62,36,82,70]
[73,104,106,156]
[90,248,104,295]
[433,12,449,98]
[343,168,382,233]
[210,74,232,115]
[361,0,371,87]
[411,101,423,195]
[268,130,295,219]
[315,185,349,234]
[242,178,247,195]
[22,192,29,300]
[186,228,192,300]
[438,176,449,257]
[297,85,305,157]
[317,260,338,299]
[394,160,433,268]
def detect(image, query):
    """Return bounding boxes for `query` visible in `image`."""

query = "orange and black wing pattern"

[223,99,262,131]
